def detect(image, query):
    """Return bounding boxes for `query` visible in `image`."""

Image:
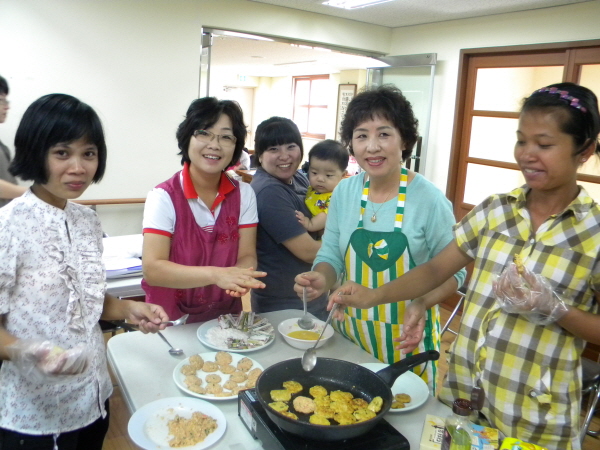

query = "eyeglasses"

[193,129,236,148]
[0,99,9,107]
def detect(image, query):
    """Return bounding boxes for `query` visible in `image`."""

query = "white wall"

[0,0,390,235]
[388,1,600,191]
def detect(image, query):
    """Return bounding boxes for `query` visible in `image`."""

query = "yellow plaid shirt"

[439,186,600,450]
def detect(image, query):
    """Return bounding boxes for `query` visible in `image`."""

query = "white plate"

[197,318,275,353]
[127,397,226,450]
[359,362,430,413]
[173,352,264,401]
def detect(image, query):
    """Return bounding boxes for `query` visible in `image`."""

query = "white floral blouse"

[0,190,112,435]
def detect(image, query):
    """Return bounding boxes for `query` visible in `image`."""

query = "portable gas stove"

[238,389,410,450]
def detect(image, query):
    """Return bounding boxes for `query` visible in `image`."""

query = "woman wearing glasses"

[142,97,266,324]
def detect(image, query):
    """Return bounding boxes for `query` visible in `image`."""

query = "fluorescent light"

[221,31,273,41]
[323,0,394,9]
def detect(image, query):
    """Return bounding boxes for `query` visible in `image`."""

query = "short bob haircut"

[308,139,349,172]
[0,75,8,95]
[523,82,600,156]
[340,84,419,162]
[254,117,304,168]
[10,93,107,184]
[176,97,246,168]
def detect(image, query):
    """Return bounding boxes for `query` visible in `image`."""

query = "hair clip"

[534,87,588,113]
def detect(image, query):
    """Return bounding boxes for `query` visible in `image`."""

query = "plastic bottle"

[441,387,485,450]
[440,398,473,450]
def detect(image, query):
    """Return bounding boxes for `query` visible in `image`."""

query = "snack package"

[420,414,499,450]
[499,437,548,450]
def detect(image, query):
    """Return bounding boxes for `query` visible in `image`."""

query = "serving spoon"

[157,331,184,356]
[297,287,315,330]
[161,314,189,327]
[301,303,339,371]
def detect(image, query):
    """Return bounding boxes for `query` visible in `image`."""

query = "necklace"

[368,187,397,222]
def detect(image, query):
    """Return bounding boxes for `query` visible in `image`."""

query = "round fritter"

[330,401,353,414]
[353,408,376,422]
[330,390,354,403]
[206,382,224,394]
[270,389,292,402]
[280,411,298,420]
[282,380,303,394]
[237,357,253,372]
[205,374,222,384]
[184,375,202,387]
[247,367,262,381]
[394,393,411,403]
[292,396,316,414]
[314,395,331,407]
[223,380,238,391]
[215,351,233,365]
[229,371,247,383]
[309,414,330,425]
[269,401,289,412]
[309,385,328,398]
[180,364,197,376]
[188,354,204,369]
[245,378,257,389]
[202,361,219,373]
[314,405,335,419]
[219,364,236,374]
[188,384,206,395]
[351,398,369,411]
[367,396,383,413]
[391,401,406,409]
[334,412,356,425]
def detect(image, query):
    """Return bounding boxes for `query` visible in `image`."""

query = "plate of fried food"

[127,397,226,449]
[359,362,429,412]
[173,351,263,400]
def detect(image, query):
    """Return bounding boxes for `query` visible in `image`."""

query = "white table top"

[107,309,451,449]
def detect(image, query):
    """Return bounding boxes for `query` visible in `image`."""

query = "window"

[293,75,329,139]
[448,40,600,220]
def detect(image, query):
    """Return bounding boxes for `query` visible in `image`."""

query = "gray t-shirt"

[0,139,18,208]
[250,168,327,320]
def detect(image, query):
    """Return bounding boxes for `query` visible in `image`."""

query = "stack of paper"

[104,257,142,279]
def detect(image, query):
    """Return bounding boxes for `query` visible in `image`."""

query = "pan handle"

[375,350,440,388]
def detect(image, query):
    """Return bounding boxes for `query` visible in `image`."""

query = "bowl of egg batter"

[277,318,335,350]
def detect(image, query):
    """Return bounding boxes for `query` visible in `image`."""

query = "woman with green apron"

[295,85,465,392]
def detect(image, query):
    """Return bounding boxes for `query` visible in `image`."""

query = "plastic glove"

[5,340,89,382]
[494,262,568,325]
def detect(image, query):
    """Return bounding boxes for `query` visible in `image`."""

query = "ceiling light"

[221,31,273,41]
[323,0,394,9]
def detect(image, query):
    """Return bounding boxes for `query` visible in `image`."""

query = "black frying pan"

[255,350,439,441]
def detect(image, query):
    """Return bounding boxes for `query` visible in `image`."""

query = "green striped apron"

[333,167,440,391]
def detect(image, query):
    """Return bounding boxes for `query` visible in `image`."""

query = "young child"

[0,93,167,449]
[296,139,348,234]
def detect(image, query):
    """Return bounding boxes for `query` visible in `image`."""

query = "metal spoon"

[301,303,339,371]
[297,287,315,330]
[161,314,189,327]
[157,331,184,356]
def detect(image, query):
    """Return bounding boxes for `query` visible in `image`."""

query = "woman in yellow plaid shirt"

[329,82,600,450]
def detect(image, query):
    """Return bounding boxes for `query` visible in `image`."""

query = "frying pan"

[255,350,439,441]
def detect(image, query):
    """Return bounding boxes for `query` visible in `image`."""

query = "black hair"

[254,117,304,167]
[308,139,349,172]
[9,94,106,184]
[0,75,8,95]
[340,84,419,162]
[523,82,600,155]
[176,97,246,167]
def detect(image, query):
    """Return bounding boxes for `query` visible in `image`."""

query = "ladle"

[297,287,315,330]
[301,303,339,371]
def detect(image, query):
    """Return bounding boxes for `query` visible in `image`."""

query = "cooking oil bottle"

[441,387,484,450]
